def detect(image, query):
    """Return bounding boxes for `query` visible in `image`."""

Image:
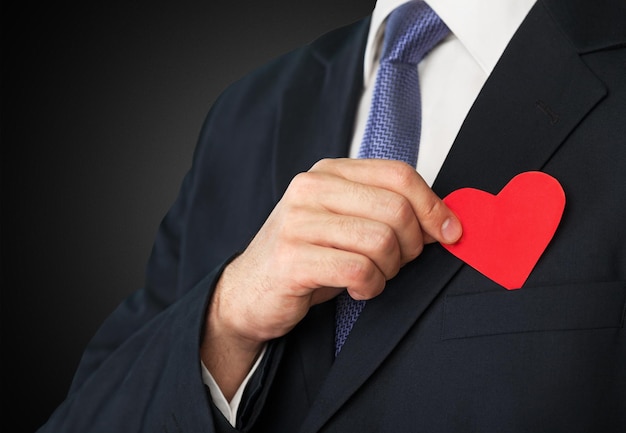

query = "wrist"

[200,273,266,400]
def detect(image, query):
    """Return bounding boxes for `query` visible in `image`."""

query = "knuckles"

[386,160,420,190]
[339,256,385,300]
[310,158,335,172]
[286,171,320,198]
[417,195,445,225]
[385,194,415,227]
[361,223,402,277]
[367,223,398,255]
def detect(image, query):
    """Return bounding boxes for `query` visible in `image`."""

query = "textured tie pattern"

[334,1,449,356]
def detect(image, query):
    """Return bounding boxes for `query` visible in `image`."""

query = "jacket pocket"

[441,281,625,340]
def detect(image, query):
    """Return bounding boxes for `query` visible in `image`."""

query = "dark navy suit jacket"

[38,0,626,431]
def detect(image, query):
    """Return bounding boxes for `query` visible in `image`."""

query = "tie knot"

[382,1,449,65]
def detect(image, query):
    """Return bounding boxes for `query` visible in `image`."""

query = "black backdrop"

[1,0,375,430]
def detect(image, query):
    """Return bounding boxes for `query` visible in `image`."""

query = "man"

[37,0,626,432]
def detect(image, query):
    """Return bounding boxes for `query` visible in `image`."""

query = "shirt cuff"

[201,345,268,426]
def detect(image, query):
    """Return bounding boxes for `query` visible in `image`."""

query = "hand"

[201,158,461,399]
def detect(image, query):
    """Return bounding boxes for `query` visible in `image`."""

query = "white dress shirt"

[205,0,536,425]
[352,0,536,185]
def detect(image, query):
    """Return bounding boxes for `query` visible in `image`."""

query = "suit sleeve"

[35,91,260,432]
[36,37,314,429]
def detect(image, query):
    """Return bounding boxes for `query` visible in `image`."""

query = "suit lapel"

[266,17,370,406]
[271,19,370,201]
[299,1,607,432]
[432,0,607,198]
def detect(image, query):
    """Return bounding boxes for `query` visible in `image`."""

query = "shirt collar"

[364,0,537,82]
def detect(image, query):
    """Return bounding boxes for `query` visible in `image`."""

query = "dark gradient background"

[2,0,375,430]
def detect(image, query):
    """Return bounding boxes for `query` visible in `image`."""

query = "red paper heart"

[441,171,565,290]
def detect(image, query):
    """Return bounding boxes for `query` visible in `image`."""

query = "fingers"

[285,171,422,265]
[211,157,462,345]
[310,158,462,245]
[291,243,387,301]
[284,207,403,279]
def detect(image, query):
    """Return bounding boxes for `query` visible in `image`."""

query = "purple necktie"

[334,1,449,356]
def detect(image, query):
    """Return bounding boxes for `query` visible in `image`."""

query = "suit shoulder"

[215,17,370,109]
[542,0,626,53]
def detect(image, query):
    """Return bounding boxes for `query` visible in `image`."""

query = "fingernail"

[441,217,462,244]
